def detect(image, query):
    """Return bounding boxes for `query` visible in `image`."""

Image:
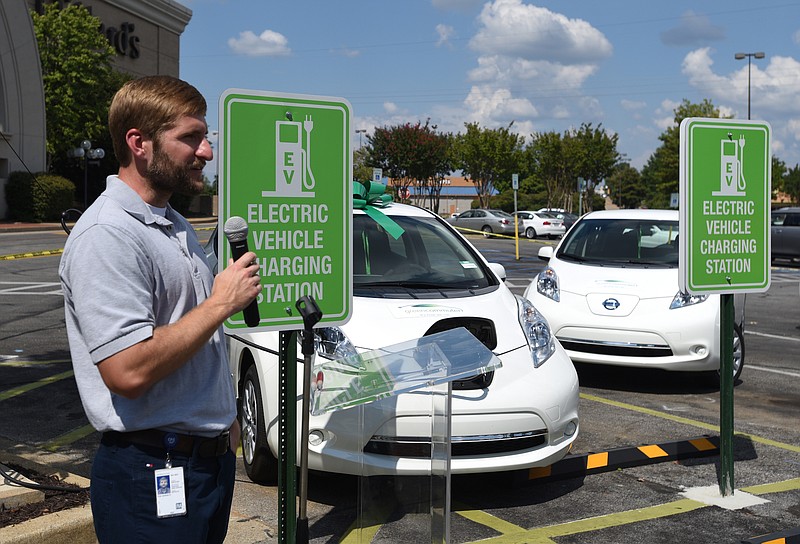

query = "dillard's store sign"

[34,0,141,59]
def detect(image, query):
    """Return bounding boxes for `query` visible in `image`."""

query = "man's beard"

[146,143,204,196]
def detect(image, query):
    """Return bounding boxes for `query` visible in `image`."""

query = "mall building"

[0,0,192,218]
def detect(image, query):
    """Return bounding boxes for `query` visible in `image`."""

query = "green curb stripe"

[0,369,74,401]
[0,248,64,260]
[581,393,800,454]
[527,436,719,482]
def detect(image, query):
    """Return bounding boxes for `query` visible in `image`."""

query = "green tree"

[771,155,787,202]
[353,146,373,182]
[605,162,645,209]
[524,130,576,211]
[32,3,121,171]
[782,164,800,205]
[454,122,525,208]
[640,99,728,208]
[569,123,621,212]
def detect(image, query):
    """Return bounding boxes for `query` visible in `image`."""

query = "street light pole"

[734,51,765,120]
[355,129,366,148]
[69,140,105,209]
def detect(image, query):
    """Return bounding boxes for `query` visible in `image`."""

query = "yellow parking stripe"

[0,248,64,260]
[472,498,707,544]
[455,504,525,535]
[742,477,800,496]
[580,393,800,454]
[0,358,71,367]
[0,369,74,401]
[43,423,96,451]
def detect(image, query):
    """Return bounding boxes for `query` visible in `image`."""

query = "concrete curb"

[0,453,94,544]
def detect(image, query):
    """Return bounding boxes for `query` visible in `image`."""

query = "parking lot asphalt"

[1,220,798,543]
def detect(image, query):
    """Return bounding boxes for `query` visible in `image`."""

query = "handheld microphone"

[223,216,261,327]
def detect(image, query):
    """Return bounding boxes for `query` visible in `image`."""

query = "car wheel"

[482,226,493,238]
[731,322,745,382]
[240,364,278,484]
[706,322,745,386]
[525,227,536,239]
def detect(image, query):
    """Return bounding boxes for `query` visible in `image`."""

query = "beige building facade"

[0,0,192,218]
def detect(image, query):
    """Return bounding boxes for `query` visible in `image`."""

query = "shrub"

[5,171,76,222]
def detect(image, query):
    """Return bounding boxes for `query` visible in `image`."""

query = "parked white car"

[524,209,745,383]
[515,210,566,239]
[208,201,579,482]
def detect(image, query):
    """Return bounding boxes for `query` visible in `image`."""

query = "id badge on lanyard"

[154,432,187,518]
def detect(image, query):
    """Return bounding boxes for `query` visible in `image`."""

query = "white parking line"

[745,330,800,343]
[746,364,800,378]
[0,281,62,296]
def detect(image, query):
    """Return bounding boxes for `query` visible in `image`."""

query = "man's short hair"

[109,76,207,166]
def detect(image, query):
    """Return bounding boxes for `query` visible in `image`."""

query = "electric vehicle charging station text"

[218,89,353,332]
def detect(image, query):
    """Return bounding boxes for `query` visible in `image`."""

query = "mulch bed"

[0,463,90,528]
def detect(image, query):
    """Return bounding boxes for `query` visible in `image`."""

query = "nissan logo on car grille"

[602,298,621,310]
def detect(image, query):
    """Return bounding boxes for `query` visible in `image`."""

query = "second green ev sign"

[218,89,353,332]
[679,118,771,294]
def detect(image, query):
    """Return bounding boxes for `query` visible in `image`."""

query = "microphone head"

[223,216,248,243]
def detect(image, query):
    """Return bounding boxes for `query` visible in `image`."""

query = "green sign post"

[218,89,353,332]
[679,117,771,498]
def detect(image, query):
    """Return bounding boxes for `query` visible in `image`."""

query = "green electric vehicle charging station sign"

[679,118,771,295]
[218,89,353,332]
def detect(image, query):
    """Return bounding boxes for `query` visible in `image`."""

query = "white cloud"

[660,10,725,47]
[469,0,612,64]
[621,99,647,111]
[436,24,455,48]
[384,102,399,114]
[682,48,800,117]
[459,0,610,129]
[432,0,484,11]
[463,85,538,125]
[794,30,800,45]
[228,29,290,56]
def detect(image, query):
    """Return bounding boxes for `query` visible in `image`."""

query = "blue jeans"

[90,437,236,543]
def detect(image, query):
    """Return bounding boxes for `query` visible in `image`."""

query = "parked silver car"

[446,208,517,237]
[771,207,800,264]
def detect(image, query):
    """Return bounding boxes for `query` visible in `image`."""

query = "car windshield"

[354,213,497,295]
[557,218,679,267]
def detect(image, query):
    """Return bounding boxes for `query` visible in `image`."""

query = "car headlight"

[516,295,556,368]
[669,291,709,309]
[300,327,358,360]
[536,267,560,302]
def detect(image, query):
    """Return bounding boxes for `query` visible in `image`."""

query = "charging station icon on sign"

[264,114,317,198]
[714,135,747,197]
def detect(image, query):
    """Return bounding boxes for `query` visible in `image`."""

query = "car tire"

[525,227,536,239]
[240,364,278,484]
[482,226,493,238]
[705,322,745,386]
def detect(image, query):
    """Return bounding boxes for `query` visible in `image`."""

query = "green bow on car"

[352,181,404,239]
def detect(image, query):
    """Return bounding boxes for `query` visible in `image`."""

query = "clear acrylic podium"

[311,327,502,543]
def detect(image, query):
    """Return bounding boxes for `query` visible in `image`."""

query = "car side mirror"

[488,262,506,282]
[538,246,554,262]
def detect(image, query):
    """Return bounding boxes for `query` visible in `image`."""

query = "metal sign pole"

[278,330,298,544]
[719,294,735,496]
[295,296,322,544]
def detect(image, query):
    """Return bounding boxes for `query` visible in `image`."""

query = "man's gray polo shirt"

[59,176,235,436]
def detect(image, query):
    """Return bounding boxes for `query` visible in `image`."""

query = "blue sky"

[178,0,800,179]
